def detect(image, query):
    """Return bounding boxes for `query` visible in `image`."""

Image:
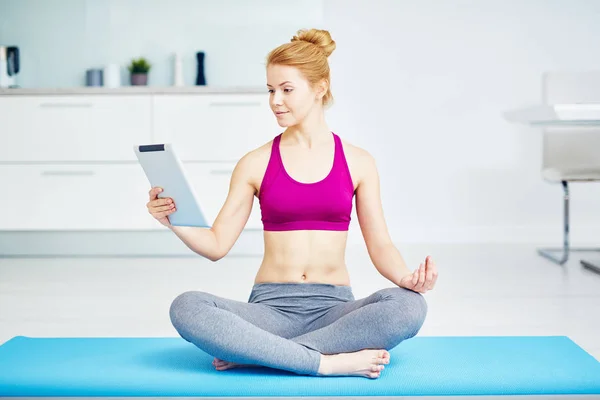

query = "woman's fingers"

[156,204,175,212]
[412,264,421,286]
[415,263,426,291]
[155,208,176,219]
[425,256,434,283]
[424,256,434,290]
[407,257,439,293]
[148,187,163,200]
[148,204,175,214]
[152,198,173,207]
[428,258,438,290]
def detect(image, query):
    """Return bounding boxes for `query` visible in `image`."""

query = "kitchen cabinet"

[0,95,151,162]
[0,88,274,254]
[152,93,278,161]
[0,164,154,230]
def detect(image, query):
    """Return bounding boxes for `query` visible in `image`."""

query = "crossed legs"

[169,286,427,377]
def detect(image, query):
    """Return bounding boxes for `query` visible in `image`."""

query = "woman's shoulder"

[232,137,277,186]
[337,136,379,189]
[242,137,276,166]
[338,136,376,167]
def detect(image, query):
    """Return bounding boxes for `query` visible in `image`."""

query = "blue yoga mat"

[1,335,600,397]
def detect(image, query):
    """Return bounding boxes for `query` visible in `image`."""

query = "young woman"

[147,28,438,379]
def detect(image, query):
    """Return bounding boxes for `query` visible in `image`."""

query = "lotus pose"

[147,28,438,379]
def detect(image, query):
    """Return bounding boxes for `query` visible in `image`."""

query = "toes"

[214,360,231,368]
[371,364,385,372]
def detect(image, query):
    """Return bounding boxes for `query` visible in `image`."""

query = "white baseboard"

[382,225,600,245]
[1,225,598,257]
[0,229,264,257]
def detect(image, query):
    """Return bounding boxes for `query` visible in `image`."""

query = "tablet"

[134,143,210,228]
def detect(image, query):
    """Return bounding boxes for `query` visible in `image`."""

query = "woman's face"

[266,64,323,127]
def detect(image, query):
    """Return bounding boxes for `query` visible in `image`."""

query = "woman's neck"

[283,107,331,149]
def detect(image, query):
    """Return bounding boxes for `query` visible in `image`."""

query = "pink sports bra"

[258,132,355,231]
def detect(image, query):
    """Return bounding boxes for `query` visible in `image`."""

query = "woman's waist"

[252,230,353,306]
[248,280,355,307]
[256,259,349,280]
[263,229,348,259]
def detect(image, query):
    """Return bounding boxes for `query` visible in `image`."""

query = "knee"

[380,287,428,342]
[169,290,215,332]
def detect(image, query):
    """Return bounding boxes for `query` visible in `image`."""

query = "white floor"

[1,243,599,362]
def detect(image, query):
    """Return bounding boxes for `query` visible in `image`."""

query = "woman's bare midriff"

[253,230,352,287]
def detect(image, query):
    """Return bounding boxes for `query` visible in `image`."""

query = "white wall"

[2,0,600,246]
[0,0,324,87]
[323,0,600,245]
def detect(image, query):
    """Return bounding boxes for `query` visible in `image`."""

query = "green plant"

[128,57,151,74]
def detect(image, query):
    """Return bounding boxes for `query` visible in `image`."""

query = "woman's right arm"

[147,152,257,261]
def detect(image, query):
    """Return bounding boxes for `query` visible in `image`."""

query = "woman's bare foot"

[317,349,390,379]
[212,357,263,371]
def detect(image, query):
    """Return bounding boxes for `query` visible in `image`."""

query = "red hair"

[266,28,336,107]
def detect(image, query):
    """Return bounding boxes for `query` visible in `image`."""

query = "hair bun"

[292,28,336,57]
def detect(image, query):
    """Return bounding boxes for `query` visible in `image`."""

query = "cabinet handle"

[41,170,96,176]
[39,103,93,108]
[209,101,261,107]
[210,169,234,175]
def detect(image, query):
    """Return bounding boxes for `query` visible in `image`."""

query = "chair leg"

[580,259,600,274]
[537,180,600,274]
[537,181,570,265]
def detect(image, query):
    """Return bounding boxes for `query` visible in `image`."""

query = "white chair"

[536,72,600,274]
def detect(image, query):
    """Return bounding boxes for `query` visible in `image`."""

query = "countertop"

[0,86,267,96]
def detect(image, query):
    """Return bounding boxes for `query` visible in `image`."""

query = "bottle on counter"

[103,63,121,88]
[173,53,183,87]
[195,51,206,86]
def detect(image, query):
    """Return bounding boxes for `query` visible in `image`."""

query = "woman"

[146,28,438,379]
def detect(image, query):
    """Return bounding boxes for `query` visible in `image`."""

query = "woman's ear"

[315,79,328,100]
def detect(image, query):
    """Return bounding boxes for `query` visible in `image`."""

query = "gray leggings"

[169,282,427,376]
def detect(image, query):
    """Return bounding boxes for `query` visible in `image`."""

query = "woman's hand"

[398,255,438,293]
[146,187,176,227]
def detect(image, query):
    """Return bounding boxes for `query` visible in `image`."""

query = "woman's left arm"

[354,149,437,293]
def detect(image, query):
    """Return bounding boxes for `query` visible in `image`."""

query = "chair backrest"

[542,71,600,181]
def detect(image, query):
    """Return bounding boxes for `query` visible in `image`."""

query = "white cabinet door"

[183,162,263,230]
[153,94,280,162]
[0,95,152,162]
[0,164,159,230]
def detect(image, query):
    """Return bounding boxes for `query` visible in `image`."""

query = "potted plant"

[128,57,151,86]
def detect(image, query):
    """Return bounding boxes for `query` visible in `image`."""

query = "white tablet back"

[134,143,210,228]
